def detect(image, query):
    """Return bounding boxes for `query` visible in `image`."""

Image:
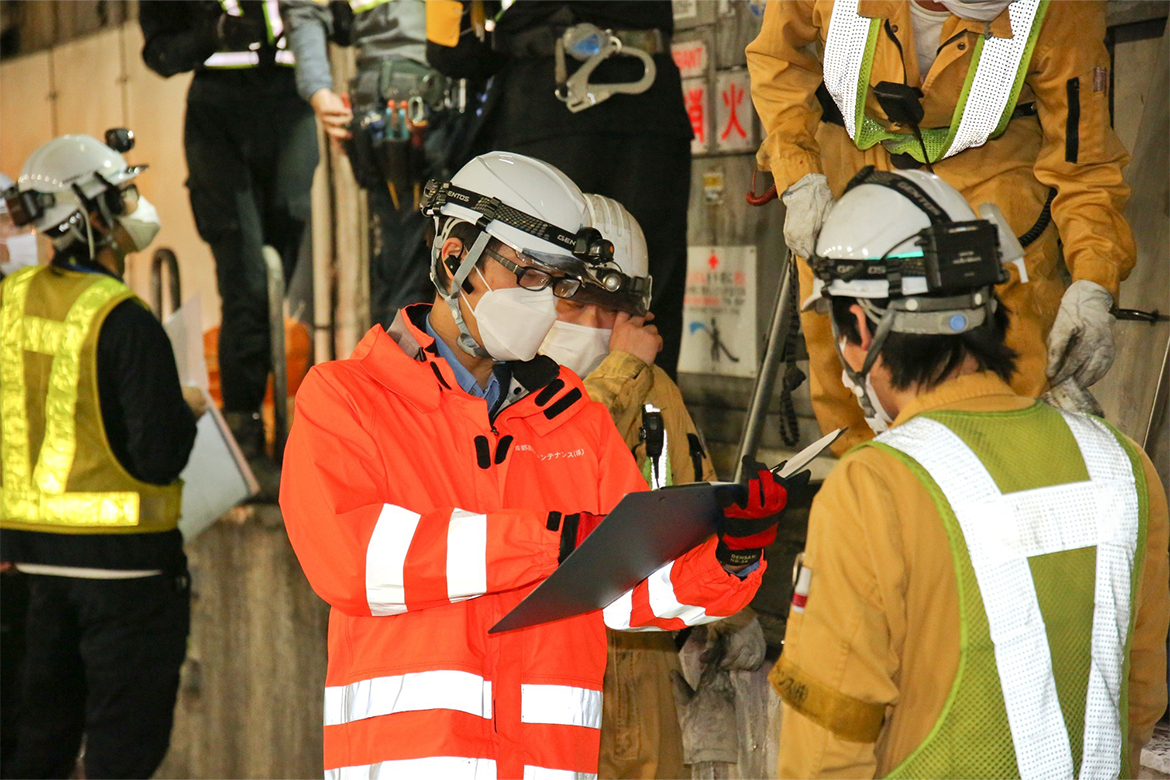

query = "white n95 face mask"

[541,321,612,378]
[463,267,558,362]
[841,369,895,434]
[115,195,161,253]
[1,232,39,276]
[939,0,1015,22]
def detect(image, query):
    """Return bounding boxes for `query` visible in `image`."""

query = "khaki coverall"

[746,1,1136,454]
[584,350,717,779]
[769,372,1169,778]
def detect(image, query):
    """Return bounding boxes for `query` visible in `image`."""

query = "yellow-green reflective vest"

[866,402,1147,779]
[0,266,182,534]
[822,0,1049,164]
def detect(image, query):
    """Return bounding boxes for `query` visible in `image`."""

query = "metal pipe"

[1144,336,1170,451]
[263,245,289,464]
[734,249,795,482]
[150,248,181,320]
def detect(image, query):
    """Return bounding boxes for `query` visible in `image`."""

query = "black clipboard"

[489,482,723,633]
[489,428,843,634]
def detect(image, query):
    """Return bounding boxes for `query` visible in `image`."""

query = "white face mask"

[541,320,612,378]
[938,0,1015,22]
[1,232,39,276]
[115,195,161,253]
[462,266,558,362]
[841,368,895,434]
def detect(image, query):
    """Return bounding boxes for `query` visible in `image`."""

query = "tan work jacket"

[585,351,717,484]
[771,372,1169,778]
[746,0,1135,297]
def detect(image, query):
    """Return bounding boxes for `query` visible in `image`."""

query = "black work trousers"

[367,174,434,329]
[185,91,319,414]
[2,572,190,779]
[476,132,692,378]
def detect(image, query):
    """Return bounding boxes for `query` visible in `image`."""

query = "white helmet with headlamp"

[420,152,614,362]
[4,129,160,261]
[804,167,1026,431]
[541,194,654,377]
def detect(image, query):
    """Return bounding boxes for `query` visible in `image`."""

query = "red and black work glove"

[547,511,605,564]
[714,458,801,569]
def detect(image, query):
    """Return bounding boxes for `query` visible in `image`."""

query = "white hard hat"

[583,194,648,279]
[15,134,145,235]
[573,193,653,315]
[433,151,589,265]
[804,169,978,308]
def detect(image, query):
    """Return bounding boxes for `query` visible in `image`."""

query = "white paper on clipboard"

[164,298,258,540]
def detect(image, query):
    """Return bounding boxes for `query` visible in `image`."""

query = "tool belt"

[498,22,669,113]
[345,59,460,207]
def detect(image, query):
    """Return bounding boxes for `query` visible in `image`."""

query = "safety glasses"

[485,247,584,300]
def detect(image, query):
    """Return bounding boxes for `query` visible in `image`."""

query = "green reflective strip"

[853,18,883,143]
[22,316,66,355]
[992,0,1048,137]
[1,486,140,526]
[640,447,672,489]
[33,277,127,496]
[1,267,39,494]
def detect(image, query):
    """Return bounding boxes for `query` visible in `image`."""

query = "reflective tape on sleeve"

[646,560,720,627]
[365,504,422,615]
[523,767,597,780]
[324,669,492,726]
[326,756,497,780]
[520,684,602,729]
[447,510,488,602]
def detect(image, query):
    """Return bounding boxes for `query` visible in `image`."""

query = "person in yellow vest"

[0,132,201,778]
[767,168,1167,778]
[540,194,767,778]
[746,0,1136,455]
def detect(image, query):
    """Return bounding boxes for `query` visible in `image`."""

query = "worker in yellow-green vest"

[0,132,201,778]
[140,0,319,497]
[767,168,1167,779]
[747,1,1136,456]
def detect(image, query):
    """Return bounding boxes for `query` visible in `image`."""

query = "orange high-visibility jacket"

[280,305,764,780]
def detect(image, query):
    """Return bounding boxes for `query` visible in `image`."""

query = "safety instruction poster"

[679,246,758,377]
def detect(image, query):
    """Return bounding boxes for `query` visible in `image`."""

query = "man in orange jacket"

[746,0,1136,454]
[280,151,791,779]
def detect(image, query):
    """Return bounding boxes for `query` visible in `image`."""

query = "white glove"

[1046,280,1116,388]
[781,173,834,259]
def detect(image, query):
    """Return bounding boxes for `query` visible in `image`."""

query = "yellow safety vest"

[0,266,182,534]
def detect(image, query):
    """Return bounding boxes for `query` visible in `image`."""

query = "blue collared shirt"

[424,316,510,414]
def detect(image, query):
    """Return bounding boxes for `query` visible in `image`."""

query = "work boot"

[224,410,281,503]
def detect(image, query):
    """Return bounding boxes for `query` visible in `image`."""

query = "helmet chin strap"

[430,218,493,359]
[830,307,896,420]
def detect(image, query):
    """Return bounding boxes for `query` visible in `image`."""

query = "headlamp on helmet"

[421,179,614,265]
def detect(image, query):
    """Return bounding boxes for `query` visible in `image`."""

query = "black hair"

[830,294,1018,391]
